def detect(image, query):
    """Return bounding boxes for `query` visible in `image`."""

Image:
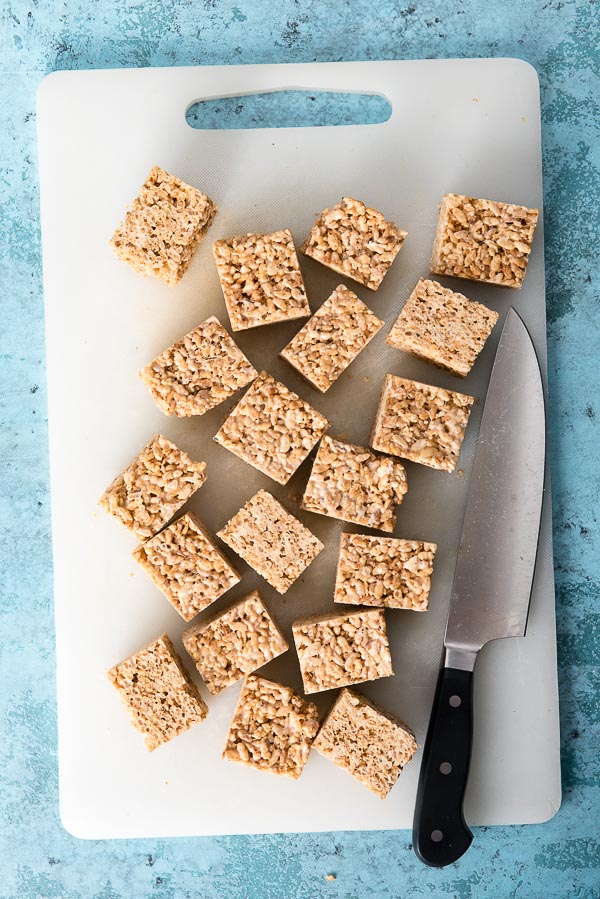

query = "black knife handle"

[412,665,474,867]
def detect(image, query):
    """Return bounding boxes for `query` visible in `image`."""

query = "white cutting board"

[37,60,561,839]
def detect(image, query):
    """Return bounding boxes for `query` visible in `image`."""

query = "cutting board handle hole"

[185,89,392,130]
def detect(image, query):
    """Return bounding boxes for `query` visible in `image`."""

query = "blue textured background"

[1,1,599,897]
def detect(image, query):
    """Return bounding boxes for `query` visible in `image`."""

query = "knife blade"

[413,307,546,868]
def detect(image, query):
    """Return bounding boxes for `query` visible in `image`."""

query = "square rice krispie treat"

[293,608,393,694]
[371,375,474,473]
[386,278,499,377]
[132,512,240,621]
[313,688,417,798]
[110,166,217,286]
[280,284,384,392]
[107,633,208,751]
[213,371,329,485]
[183,590,288,694]
[301,436,407,533]
[223,675,319,779]
[302,197,407,290]
[334,533,437,611]
[213,229,310,331]
[218,490,324,594]
[99,434,207,540]
[140,316,257,416]
[430,193,539,289]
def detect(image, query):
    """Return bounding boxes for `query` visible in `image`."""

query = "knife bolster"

[445,647,478,672]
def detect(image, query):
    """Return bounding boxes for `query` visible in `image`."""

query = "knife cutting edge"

[412,307,546,867]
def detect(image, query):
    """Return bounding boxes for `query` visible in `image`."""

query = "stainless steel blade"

[445,308,545,665]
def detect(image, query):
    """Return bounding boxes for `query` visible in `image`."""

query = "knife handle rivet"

[439,762,452,775]
[449,695,462,708]
[431,830,444,843]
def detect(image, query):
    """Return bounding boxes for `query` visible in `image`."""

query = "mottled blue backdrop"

[1,1,598,897]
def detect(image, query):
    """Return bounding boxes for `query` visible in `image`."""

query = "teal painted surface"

[1,0,598,896]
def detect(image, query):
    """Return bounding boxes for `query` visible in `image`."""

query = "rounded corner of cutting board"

[59,798,96,842]
[502,57,541,98]
[36,69,73,110]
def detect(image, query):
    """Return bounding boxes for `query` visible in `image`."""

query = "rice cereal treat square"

[140,316,257,417]
[313,688,417,798]
[301,436,407,533]
[99,434,207,540]
[223,676,319,779]
[132,512,240,621]
[183,590,288,694]
[430,193,539,289]
[302,196,407,290]
[280,284,384,393]
[217,490,324,594]
[334,533,437,611]
[110,166,217,286]
[107,633,208,751]
[370,375,474,473]
[292,608,393,694]
[213,229,310,331]
[386,278,499,377]
[213,371,329,485]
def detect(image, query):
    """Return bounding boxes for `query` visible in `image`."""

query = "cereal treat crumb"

[301,436,407,533]
[334,533,437,611]
[107,634,208,751]
[371,375,474,473]
[430,193,539,289]
[313,688,417,797]
[223,675,319,779]
[99,435,207,540]
[183,590,288,694]
[387,279,499,377]
[213,229,310,331]
[140,317,257,417]
[218,490,323,594]
[110,166,217,286]
[293,608,393,694]
[214,371,328,485]
[132,512,240,621]
[280,284,383,392]
[302,197,407,290]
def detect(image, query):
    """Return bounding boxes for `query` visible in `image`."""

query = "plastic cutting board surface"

[37,60,561,838]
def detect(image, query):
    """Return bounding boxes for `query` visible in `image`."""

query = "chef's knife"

[412,307,546,867]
